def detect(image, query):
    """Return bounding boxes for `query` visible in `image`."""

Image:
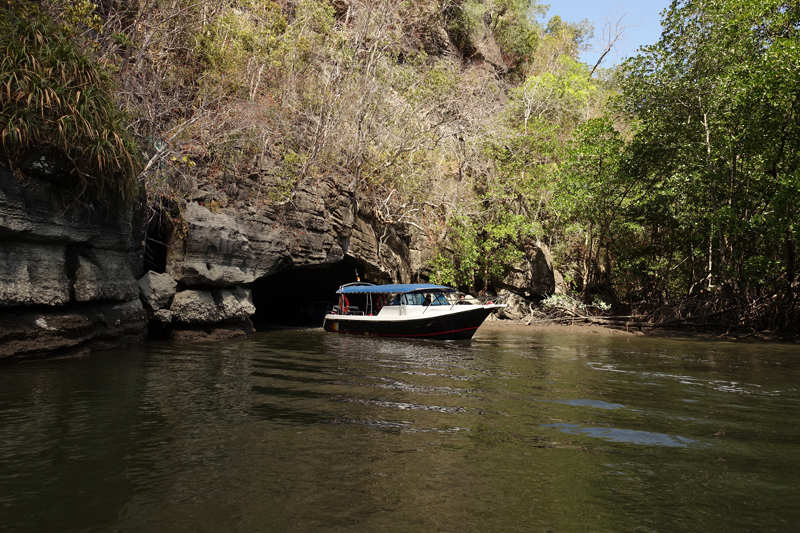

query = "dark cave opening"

[143,212,168,274]
[250,258,369,328]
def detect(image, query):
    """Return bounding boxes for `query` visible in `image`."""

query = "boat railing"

[332,305,364,316]
[446,292,506,309]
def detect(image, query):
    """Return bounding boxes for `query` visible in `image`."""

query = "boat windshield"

[387,291,451,306]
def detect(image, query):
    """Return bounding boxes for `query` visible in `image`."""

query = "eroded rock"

[0,242,69,306]
[170,287,255,324]
[74,249,139,302]
[166,202,256,287]
[0,300,147,362]
[492,244,555,300]
[138,271,178,319]
[495,289,534,321]
[0,158,147,360]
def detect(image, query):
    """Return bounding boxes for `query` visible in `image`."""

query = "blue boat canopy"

[336,283,455,294]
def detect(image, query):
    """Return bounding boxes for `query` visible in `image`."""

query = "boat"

[322,282,506,340]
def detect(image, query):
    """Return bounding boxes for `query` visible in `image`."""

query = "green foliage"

[551,117,637,296]
[432,138,552,292]
[491,0,548,67]
[196,0,287,99]
[618,0,800,300]
[0,1,140,205]
[430,220,480,288]
[276,0,336,68]
[557,118,630,231]
[269,149,303,202]
[60,0,104,38]
[508,55,597,130]
[442,0,548,71]
[443,0,483,53]
[431,210,536,292]
[543,15,593,58]
[406,60,460,107]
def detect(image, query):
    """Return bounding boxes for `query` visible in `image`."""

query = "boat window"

[431,293,449,305]
[401,293,425,305]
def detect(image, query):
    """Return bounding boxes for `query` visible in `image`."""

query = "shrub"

[0,1,141,205]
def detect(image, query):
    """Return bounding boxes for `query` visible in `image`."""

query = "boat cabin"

[332,283,458,316]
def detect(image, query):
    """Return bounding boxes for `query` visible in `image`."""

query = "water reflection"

[588,360,792,396]
[1,329,799,532]
[543,422,699,447]
[539,398,627,409]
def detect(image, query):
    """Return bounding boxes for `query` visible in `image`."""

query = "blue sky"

[540,0,672,67]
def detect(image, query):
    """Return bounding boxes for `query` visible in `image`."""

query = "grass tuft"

[0,1,141,206]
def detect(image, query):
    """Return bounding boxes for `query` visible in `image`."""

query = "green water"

[1,329,799,532]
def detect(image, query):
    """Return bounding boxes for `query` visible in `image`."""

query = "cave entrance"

[250,258,367,328]
[143,208,168,274]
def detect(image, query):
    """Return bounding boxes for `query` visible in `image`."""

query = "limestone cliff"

[141,172,430,340]
[1,151,556,360]
[0,9,560,360]
[0,159,147,361]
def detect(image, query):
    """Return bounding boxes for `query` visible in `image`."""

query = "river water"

[1,328,799,532]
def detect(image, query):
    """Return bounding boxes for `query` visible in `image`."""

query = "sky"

[540,0,672,68]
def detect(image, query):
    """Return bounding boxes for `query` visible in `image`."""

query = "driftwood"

[543,308,740,330]
[532,290,799,336]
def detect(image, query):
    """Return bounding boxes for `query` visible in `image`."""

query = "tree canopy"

[611,0,800,328]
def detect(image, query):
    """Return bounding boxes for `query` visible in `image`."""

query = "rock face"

[2,150,555,360]
[0,300,147,359]
[148,169,556,340]
[492,244,556,300]
[0,158,147,361]
[0,242,70,306]
[164,177,416,289]
[166,201,258,287]
[495,290,533,321]
[170,288,255,324]
[146,175,422,340]
[470,13,508,72]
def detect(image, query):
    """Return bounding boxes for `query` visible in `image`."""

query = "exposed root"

[527,288,800,338]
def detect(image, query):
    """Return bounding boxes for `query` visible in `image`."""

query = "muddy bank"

[479,319,636,337]
[479,317,799,343]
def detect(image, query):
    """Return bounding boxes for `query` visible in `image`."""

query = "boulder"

[492,244,555,300]
[495,289,534,321]
[170,287,255,324]
[138,271,178,312]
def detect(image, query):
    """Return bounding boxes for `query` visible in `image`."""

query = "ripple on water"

[534,398,627,410]
[339,397,470,413]
[542,423,702,448]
